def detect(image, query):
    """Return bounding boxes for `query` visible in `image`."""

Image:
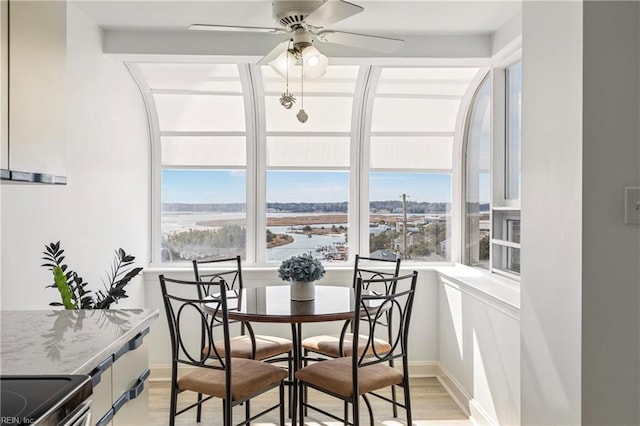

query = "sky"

[163,169,461,204]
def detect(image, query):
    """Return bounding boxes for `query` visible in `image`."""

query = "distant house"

[369,224,391,235]
[368,249,398,260]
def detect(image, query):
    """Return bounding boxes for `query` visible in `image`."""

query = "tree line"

[163,200,452,213]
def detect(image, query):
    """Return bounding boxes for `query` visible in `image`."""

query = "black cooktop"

[0,375,92,425]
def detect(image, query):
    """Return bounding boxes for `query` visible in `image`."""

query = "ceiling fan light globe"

[269,49,296,78]
[301,46,329,80]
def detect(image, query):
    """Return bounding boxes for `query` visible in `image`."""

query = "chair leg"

[196,392,203,422]
[389,359,398,418]
[169,387,178,426]
[245,399,251,426]
[288,351,293,419]
[279,382,285,426]
[362,394,374,426]
[403,379,413,426]
[303,349,308,416]
[352,395,359,426]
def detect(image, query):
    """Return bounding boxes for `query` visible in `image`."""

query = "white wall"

[0,4,149,309]
[521,2,584,424]
[581,2,640,424]
[522,1,640,424]
[437,269,520,425]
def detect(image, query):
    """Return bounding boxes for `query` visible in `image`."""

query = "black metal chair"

[193,256,293,362]
[159,274,287,426]
[301,254,402,415]
[295,271,418,426]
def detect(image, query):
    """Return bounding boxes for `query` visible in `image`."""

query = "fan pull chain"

[297,54,308,123]
[278,40,296,110]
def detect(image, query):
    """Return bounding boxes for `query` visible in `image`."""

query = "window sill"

[435,264,520,319]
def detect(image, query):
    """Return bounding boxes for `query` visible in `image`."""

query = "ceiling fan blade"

[189,24,286,34]
[304,0,364,28]
[316,30,404,53]
[257,40,292,66]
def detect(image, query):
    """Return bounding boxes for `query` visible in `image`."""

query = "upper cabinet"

[1,0,67,184]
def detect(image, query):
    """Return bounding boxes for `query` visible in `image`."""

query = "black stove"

[1,375,92,426]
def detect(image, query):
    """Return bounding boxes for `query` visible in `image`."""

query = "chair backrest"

[352,271,418,371]
[352,254,401,293]
[193,256,244,299]
[159,275,232,379]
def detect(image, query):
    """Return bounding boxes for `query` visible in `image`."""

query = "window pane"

[262,65,359,94]
[161,169,246,262]
[161,136,246,167]
[264,96,353,132]
[369,172,451,262]
[138,63,242,92]
[266,171,349,263]
[155,94,246,131]
[267,136,349,168]
[506,61,522,199]
[377,67,478,96]
[492,211,521,243]
[371,98,461,132]
[370,136,453,170]
[493,245,521,274]
[465,76,491,267]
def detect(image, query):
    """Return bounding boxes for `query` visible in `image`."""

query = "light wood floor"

[148,377,471,425]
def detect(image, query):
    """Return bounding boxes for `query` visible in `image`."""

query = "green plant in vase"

[278,253,325,301]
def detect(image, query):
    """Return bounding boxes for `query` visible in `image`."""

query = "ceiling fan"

[189,0,405,66]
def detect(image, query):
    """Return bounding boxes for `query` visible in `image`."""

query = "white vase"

[290,280,315,301]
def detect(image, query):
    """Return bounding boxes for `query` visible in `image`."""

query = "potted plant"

[41,241,143,309]
[278,253,325,301]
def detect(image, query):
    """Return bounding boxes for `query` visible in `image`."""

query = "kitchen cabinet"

[0,309,158,426]
[1,0,67,184]
[92,328,151,426]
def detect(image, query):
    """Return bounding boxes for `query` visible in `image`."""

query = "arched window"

[463,60,522,277]
[129,62,496,266]
[464,75,491,267]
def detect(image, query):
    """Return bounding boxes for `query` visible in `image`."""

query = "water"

[162,212,346,261]
[266,226,346,262]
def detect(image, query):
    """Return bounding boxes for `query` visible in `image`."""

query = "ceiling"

[73,0,522,37]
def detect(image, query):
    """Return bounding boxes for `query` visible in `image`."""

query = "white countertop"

[0,309,158,375]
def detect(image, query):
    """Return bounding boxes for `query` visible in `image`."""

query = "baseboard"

[436,363,472,417]
[436,363,496,426]
[150,360,440,382]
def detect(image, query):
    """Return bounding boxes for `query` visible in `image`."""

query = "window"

[130,63,486,265]
[134,63,248,262]
[506,62,522,200]
[262,65,357,263]
[491,61,522,276]
[367,68,479,261]
[464,75,491,268]
[463,60,521,277]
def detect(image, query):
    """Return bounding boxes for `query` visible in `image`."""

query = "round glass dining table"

[224,284,355,323]
[214,284,356,426]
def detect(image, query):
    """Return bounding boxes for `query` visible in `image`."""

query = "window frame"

[490,59,522,280]
[129,61,489,267]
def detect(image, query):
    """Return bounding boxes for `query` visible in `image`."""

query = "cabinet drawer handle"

[90,355,113,387]
[109,367,150,419]
[96,407,115,426]
[112,392,129,416]
[114,327,150,361]
[127,368,150,400]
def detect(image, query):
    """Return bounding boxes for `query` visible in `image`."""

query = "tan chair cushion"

[203,335,292,360]
[302,333,392,357]
[295,357,403,398]
[177,358,288,401]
